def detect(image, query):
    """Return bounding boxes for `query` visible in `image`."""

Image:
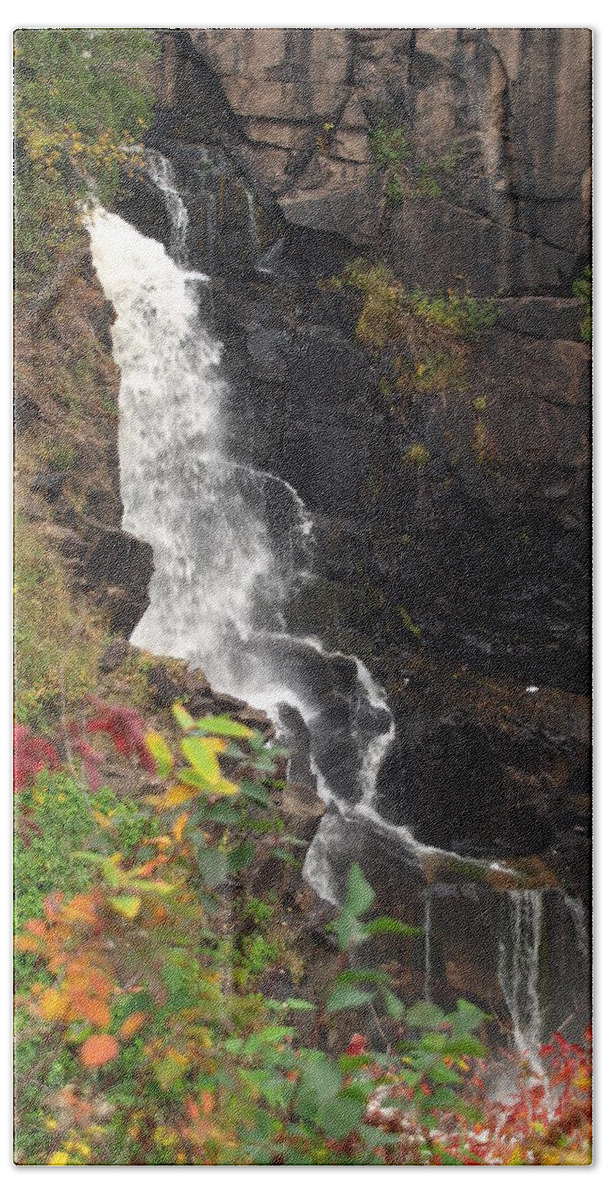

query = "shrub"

[13,701,592,1165]
[327,261,496,406]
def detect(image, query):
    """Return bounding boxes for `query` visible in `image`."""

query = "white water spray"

[498,890,544,1069]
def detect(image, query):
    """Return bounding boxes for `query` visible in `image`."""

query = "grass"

[14,514,106,730]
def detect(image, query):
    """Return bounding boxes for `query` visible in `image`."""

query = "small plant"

[404,444,430,470]
[369,117,410,206]
[415,164,442,198]
[325,261,497,410]
[399,607,422,637]
[472,395,487,412]
[573,265,592,343]
[316,121,335,155]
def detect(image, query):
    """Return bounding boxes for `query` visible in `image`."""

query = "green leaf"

[267,998,317,1012]
[205,803,240,826]
[363,917,422,938]
[181,737,238,795]
[198,847,228,887]
[317,1093,366,1139]
[421,1031,448,1053]
[405,1000,446,1029]
[144,730,174,778]
[172,702,195,729]
[327,909,365,951]
[447,999,489,1037]
[195,715,253,739]
[345,863,375,916]
[380,987,405,1020]
[228,840,255,871]
[335,967,392,987]
[239,779,272,807]
[109,894,141,920]
[326,983,374,1013]
[154,1055,188,1092]
[444,1034,487,1058]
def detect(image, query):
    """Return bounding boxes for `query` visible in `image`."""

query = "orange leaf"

[15,934,44,954]
[24,919,47,938]
[133,854,169,878]
[200,1091,214,1115]
[38,987,68,1021]
[172,812,189,843]
[79,1034,119,1068]
[62,893,99,924]
[70,996,111,1028]
[120,1012,147,1041]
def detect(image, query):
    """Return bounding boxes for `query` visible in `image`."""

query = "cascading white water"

[87,200,398,860]
[146,150,189,265]
[564,895,589,961]
[498,890,544,1069]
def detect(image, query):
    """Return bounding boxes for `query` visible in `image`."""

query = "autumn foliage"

[14,700,592,1165]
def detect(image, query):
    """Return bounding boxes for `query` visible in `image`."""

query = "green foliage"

[327,260,496,406]
[14,29,159,297]
[369,117,410,170]
[325,864,419,1021]
[369,117,410,205]
[415,163,442,198]
[14,703,591,1165]
[14,771,97,936]
[573,266,592,342]
[408,285,497,337]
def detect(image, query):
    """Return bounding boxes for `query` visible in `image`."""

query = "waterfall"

[86,195,398,871]
[498,890,544,1067]
[564,895,589,961]
[145,150,189,265]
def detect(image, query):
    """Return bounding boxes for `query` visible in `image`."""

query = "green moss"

[573,266,592,343]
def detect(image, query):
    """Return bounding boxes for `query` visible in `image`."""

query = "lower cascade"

[498,890,543,1067]
[86,153,585,1055]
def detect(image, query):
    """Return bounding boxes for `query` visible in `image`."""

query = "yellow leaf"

[172,702,195,730]
[48,1152,70,1165]
[173,812,189,842]
[146,783,199,810]
[145,730,174,777]
[110,895,141,920]
[38,987,68,1022]
[92,810,113,829]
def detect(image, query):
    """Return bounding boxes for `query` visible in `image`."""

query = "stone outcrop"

[157,28,591,292]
